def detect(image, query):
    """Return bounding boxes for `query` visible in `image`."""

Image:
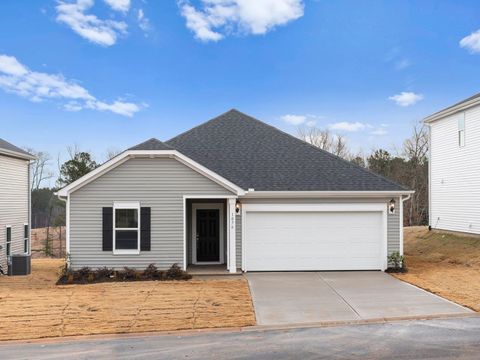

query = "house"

[425,93,480,234]
[57,110,412,272]
[0,138,35,274]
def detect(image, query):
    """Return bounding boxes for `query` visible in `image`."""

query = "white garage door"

[244,210,384,271]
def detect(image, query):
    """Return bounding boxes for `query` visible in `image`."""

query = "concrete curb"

[1,312,477,346]
[243,312,479,332]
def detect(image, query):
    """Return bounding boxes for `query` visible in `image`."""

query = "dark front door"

[196,209,220,262]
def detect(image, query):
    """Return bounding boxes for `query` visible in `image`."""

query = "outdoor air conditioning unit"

[8,254,31,276]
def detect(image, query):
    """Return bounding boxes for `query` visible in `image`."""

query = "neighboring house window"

[458,114,465,147]
[24,224,29,253]
[113,202,140,254]
[6,226,11,257]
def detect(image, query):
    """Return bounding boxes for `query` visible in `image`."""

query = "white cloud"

[328,121,366,132]
[388,91,423,107]
[0,54,142,117]
[281,114,306,125]
[64,101,84,112]
[394,58,410,70]
[0,55,28,76]
[281,113,323,126]
[137,9,151,33]
[178,0,304,42]
[87,99,140,117]
[371,128,388,136]
[460,29,480,53]
[56,0,127,46]
[104,0,130,13]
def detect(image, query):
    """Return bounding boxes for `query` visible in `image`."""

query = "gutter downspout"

[427,123,432,231]
[56,193,70,269]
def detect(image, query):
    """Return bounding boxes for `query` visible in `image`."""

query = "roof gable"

[128,138,173,151]
[165,109,407,192]
[0,138,35,160]
[424,91,480,123]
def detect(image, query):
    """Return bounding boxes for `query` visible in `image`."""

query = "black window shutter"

[141,207,151,251]
[102,207,113,251]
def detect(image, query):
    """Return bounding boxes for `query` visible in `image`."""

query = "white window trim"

[191,203,224,265]
[5,225,12,257]
[458,113,466,148]
[113,202,141,255]
[24,223,29,254]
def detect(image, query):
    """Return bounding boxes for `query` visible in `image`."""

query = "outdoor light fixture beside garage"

[389,198,396,214]
[236,200,241,214]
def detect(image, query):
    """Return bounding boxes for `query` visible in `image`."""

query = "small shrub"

[166,263,192,280]
[96,266,114,280]
[77,266,92,279]
[143,263,160,279]
[57,263,191,285]
[387,251,407,273]
[119,267,137,281]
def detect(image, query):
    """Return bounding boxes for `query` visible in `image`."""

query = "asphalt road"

[1,316,479,360]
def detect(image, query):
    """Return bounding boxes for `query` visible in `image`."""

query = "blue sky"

[2,0,480,183]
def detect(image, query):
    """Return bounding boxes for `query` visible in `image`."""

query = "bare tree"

[402,122,429,226]
[298,126,351,159]
[403,123,429,162]
[331,134,350,159]
[350,150,367,167]
[25,148,53,191]
[105,147,121,161]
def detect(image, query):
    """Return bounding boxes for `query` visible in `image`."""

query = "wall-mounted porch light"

[389,198,396,214]
[235,200,241,214]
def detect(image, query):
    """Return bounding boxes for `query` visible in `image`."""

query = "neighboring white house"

[0,138,35,274]
[425,93,480,234]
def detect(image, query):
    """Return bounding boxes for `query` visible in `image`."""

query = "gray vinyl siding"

[69,157,235,270]
[0,155,30,272]
[387,206,400,255]
[236,197,402,269]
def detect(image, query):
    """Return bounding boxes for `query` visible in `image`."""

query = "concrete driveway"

[246,272,472,325]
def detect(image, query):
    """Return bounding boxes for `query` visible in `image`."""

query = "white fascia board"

[56,150,245,197]
[0,149,36,161]
[241,190,414,199]
[424,96,480,124]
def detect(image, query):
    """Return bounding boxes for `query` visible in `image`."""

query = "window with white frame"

[113,202,140,253]
[6,226,11,257]
[458,113,465,147]
[24,224,29,253]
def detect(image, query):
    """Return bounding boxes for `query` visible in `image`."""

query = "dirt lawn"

[394,226,480,312]
[0,259,255,341]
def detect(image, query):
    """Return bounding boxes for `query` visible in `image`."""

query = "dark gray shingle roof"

[129,138,173,151]
[160,109,407,191]
[0,138,35,160]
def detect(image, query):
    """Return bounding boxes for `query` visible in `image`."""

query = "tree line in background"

[29,123,428,255]
[29,146,105,255]
[298,123,429,226]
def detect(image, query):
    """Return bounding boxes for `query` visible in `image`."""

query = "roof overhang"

[241,190,414,199]
[56,150,245,197]
[424,95,480,124]
[0,148,36,161]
